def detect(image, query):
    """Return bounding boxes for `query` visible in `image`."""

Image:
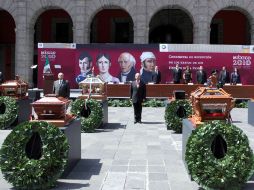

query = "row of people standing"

[172,65,241,85]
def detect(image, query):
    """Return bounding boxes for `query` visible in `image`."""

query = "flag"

[43,54,52,74]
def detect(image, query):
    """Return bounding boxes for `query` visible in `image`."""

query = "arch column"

[250,23,254,44]
[134,24,148,44]
[193,23,210,44]
[73,0,86,43]
[15,1,33,86]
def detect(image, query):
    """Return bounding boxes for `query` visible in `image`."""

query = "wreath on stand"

[71,98,103,132]
[0,96,18,129]
[164,99,192,133]
[185,120,254,190]
[0,121,69,190]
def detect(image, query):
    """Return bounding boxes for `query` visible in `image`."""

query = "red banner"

[38,44,254,88]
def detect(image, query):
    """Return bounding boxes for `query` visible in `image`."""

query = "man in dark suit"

[152,66,161,84]
[172,64,182,84]
[130,73,146,124]
[117,52,136,83]
[53,72,70,98]
[230,68,241,85]
[0,71,3,84]
[196,65,207,84]
[218,66,230,85]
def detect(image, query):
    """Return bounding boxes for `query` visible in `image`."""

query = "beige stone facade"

[0,0,254,84]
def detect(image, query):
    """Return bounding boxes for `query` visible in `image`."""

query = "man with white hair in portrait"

[117,52,136,83]
[140,52,156,84]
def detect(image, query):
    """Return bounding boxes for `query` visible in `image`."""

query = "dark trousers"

[173,80,180,84]
[133,102,142,122]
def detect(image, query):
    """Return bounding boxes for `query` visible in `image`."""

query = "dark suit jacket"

[230,72,241,84]
[0,72,3,84]
[219,70,230,84]
[117,67,136,82]
[130,80,146,103]
[53,79,70,98]
[141,69,153,84]
[152,71,161,84]
[196,70,207,84]
[172,68,182,83]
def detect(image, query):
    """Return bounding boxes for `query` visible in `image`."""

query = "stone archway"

[0,9,15,80]
[149,9,193,44]
[90,8,134,43]
[32,8,73,87]
[210,9,251,45]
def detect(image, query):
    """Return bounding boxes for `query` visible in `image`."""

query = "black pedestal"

[101,100,108,124]
[28,89,42,102]
[182,119,195,179]
[60,119,81,177]
[248,100,254,126]
[11,99,32,127]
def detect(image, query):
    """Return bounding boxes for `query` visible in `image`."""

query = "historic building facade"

[0,0,254,85]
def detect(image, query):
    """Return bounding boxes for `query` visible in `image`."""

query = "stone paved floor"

[0,107,254,190]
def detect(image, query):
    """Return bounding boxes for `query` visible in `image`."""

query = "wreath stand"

[248,99,254,126]
[59,119,81,177]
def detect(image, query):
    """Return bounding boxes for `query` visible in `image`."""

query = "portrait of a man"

[117,52,136,83]
[140,51,156,84]
[76,52,93,83]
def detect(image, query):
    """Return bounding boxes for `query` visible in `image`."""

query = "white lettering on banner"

[40,50,57,59]
[232,55,251,66]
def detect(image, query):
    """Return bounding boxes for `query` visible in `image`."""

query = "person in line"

[96,53,120,83]
[76,52,93,83]
[207,70,218,88]
[140,52,156,84]
[218,66,230,86]
[196,65,207,84]
[183,65,192,84]
[0,71,3,96]
[172,64,182,84]
[117,52,136,83]
[0,71,3,84]
[52,72,70,98]
[152,65,161,84]
[130,73,146,124]
[230,68,241,85]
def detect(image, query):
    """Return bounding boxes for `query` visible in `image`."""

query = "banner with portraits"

[37,43,254,88]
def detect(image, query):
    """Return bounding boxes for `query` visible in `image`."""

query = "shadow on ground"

[96,123,126,132]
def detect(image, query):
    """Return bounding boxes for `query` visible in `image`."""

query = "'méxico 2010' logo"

[232,55,251,66]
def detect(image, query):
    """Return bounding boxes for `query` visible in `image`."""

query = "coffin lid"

[191,87,232,98]
[32,96,70,105]
[1,80,28,87]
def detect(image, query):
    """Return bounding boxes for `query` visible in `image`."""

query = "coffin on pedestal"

[31,96,74,127]
[190,87,234,125]
[0,76,28,99]
[79,76,107,100]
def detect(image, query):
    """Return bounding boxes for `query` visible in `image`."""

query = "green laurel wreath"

[71,98,103,132]
[0,96,18,129]
[185,120,254,190]
[0,121,69,190]
[164,99,192,133]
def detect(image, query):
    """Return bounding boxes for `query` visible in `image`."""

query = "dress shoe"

[134,121,137,124]
[138,121,142,123]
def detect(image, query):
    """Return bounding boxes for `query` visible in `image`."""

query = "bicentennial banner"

[37,43,254,88]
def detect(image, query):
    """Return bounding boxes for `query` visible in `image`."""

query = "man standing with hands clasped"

[130,73,146,124]
[52,72,70,98]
